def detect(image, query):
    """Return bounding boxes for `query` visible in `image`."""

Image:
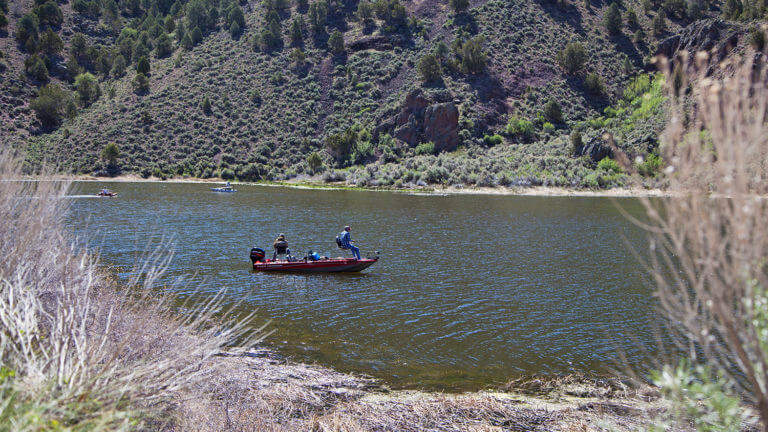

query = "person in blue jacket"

[338,225,360,260]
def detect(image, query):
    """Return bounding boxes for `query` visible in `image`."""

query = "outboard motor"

[250,247,266,264]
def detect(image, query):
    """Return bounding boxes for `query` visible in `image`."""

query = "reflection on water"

[66,181,657,391]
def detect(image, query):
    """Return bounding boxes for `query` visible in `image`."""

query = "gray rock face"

[575,133,614,162]
[657,19,739,63]
[389,89,460,152]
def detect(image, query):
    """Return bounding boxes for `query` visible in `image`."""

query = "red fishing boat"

[97,189,118,197]
[249,248,378,273]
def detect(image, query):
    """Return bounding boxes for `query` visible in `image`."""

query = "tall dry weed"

[643,49,768,427]
[0,152,265,430]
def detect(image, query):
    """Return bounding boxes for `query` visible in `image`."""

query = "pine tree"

[603,2,622,35]
[202,96,212,115]
[155,32,173,57]
[136,55,150,75]
[290,17,303,45]
[39,28,63,57]
[652,11,667,36]
[328,29,344,54]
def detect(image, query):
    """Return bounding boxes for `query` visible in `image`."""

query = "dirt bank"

[169,348,673,431]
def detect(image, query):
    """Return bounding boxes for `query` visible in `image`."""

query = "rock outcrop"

[575,132,614,162]
[389,89,460,152]
[657,19,740,63]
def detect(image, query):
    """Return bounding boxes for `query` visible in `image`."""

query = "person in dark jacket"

[273,233,291,261]
[338,225,360,260]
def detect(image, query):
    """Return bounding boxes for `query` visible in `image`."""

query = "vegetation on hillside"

[0,0,759,188]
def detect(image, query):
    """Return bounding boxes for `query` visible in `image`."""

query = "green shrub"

[228,5,245,29]
[504,116,534,141]
[290,48,305,67]
[165,15,175,33]
[651,362,744,431]
[30,83,74,128]
[351,140,374,164]
[0,13,7,29]
[181,34,193,50]
[290,17,304,45]
[111,55,127,77]
[136,55,150,75]
[417,54,442,82]
[543,100,563,123]
[307,152,324,173]
[308,1,327,32]
[39,28,63,56]
[15,13,39,49]
[74,72,100,106]
[570,129,583,154]
[70,33,88,62]
[24,55,49,82]
[229,21,241,37]
[584,72,606,95]
[357,1,373,21]
[155,32,173,57]
[219,168,235,180]
[483,134,503,146]
[190,26,203,45]
[325,128,357,162]
[597,157,622,174]
[722,0,742,19]
[637,152,662,177]
[102,142,120,166]
[458,36,486,74]
[557,42,586,75]
[415,141,435,155]
[132,72,150,93]
[35,1,63,27]
[259,29,280,50]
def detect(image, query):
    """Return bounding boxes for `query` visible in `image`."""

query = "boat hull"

[211,188,236,192]
[253,258,377,273]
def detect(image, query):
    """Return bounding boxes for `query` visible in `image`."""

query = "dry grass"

[0,151,266,430]
[636,46,768,428]
[169,349,672,432]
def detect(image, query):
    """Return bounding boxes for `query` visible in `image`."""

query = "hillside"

[0,0,758,188]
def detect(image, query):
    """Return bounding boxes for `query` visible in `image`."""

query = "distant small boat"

[97,190,117,197]
[211,185,236,192]
[249,248,378,273]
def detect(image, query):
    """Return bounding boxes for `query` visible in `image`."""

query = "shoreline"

[184,347,670,430]
[55,174,670,198]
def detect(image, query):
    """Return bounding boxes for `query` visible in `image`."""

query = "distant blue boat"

[211,183,236,192]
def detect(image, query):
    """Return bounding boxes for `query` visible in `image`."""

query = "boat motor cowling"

[250,247,266,263]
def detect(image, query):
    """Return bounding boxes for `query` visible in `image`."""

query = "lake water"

[66,181,657,391]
